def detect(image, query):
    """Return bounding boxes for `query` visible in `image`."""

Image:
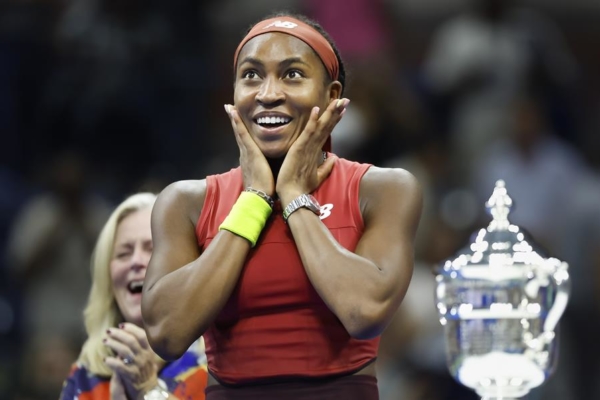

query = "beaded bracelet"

[244,187,274,209]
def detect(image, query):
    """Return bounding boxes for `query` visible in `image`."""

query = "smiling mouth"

[255,116,292,129]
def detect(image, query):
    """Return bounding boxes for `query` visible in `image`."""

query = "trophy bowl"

[434,180,570,399]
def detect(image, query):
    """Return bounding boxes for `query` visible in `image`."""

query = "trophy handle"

[542,258,570,334]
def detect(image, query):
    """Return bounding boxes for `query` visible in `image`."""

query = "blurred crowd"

[2,0,600,399]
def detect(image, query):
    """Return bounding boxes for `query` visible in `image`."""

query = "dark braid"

[238,11,347,95]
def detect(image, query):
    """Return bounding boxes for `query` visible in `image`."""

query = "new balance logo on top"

[263,21,298,30]
[319,204,333,220]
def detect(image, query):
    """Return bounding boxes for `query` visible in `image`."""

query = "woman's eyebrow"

[279,57,310,69]
[238,56,262,67]
[238,56,310,68]
[115,242,134,250]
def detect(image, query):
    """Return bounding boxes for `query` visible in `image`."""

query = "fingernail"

[343,99,350,108]
[340,109,347,117]
[106,329,111,335]
[313,107,320,115]
[118,323,124,329]
[336,99,344,108]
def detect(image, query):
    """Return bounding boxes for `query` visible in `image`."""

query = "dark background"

[2,0,600,399]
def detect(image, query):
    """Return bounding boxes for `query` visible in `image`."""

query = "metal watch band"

[282,194,320,222]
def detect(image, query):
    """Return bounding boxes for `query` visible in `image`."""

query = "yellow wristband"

[219,192,272,247]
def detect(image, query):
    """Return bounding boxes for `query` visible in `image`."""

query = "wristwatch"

[144,379,169,400]
[282,194,321,223]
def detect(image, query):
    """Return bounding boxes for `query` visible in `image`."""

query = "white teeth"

[257,116,290,125]
[128,281,143,291]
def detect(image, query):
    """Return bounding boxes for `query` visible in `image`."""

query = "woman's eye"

[116,252,131,259]
[286,70,303,79]
[242,70,258,79]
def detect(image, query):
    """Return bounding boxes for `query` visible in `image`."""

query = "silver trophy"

[435,180,570,399]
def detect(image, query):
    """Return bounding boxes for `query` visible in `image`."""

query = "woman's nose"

[130,247,150,270]
[256,78,285,105]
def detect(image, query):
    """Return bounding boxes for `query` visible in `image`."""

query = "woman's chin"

[260,146,287,160]
[122,309,143,327]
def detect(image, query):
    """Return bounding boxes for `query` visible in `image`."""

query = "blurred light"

[471,251,483,263]
[490,303,513,313]
[527,304,541,314]
[440,189,480,231]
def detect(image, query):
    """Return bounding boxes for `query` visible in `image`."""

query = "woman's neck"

[267,151,327,182]
[267,156,285,180]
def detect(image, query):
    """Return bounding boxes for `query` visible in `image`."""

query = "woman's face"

[110,207,153,326]
[234,32,340,158]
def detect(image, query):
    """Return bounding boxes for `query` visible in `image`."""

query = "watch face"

[304,194,320,213]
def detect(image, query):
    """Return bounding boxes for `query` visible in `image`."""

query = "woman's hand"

[276,99,348,204]
[109,372,127,400]
[225,104,274,196]
[104,323,166,400]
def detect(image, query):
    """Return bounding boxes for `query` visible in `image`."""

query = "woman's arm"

[141,180,252,360]
[283,167,423,339]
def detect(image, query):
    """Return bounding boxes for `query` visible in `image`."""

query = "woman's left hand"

[104,322,166,400]
[276,98,348,204]
[109,372,127,400]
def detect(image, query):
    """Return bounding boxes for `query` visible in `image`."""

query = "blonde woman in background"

[60,192,207,400]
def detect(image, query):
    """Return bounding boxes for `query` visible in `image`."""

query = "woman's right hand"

[104,323,166,400]
[225,104,274,196]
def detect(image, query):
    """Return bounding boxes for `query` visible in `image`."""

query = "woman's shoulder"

[160,179,207,201]
[158,167,242,208]
[361,166,421,193]
[360,166,422,209]
[154,179,208,225]
[358,166,423,228]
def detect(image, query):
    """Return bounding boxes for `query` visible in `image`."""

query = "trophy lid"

[438,180,549,281]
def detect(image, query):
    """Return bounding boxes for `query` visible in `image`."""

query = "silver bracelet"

[144,379,169,400]
[244,187,275,209]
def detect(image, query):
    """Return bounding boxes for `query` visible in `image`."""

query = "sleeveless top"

[196,156,378,385]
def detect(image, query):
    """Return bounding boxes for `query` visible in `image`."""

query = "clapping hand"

[104,323,165,400]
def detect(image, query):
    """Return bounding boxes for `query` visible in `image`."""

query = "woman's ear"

[328,81,343,102]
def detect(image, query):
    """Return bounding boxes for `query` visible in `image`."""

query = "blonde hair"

[78,192,157,376]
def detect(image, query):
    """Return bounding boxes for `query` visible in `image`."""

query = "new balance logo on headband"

[263,21,298,30]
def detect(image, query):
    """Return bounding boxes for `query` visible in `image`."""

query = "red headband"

[233,17,340,81]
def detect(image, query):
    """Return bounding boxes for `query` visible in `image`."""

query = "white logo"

[263,21,298,30]
[319,204,334,220]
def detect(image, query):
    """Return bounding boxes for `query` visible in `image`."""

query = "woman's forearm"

[142,232,250,360]
[285,209,408,339]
